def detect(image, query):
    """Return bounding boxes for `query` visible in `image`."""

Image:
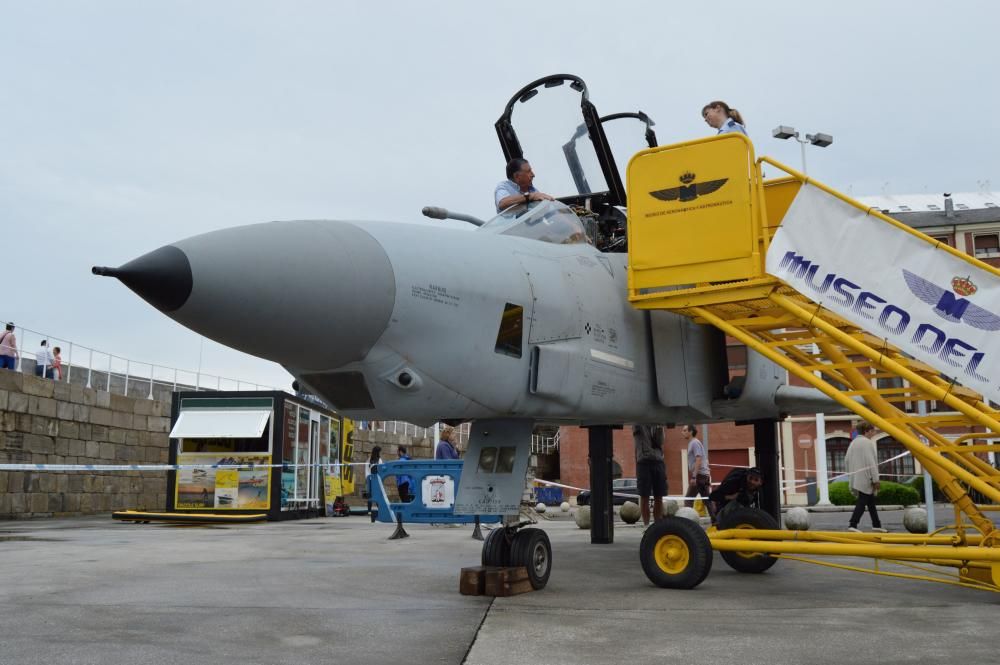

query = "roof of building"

[855,191,1000,230]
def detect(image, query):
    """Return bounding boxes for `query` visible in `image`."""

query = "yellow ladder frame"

[627,145,1000,589]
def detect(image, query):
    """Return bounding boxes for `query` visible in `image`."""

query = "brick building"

[557,191,1000,505]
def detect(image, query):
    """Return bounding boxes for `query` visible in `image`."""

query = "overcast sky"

[2,1,997,389]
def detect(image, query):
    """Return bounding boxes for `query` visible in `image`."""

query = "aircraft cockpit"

[478,199,592,246]
[494,74,658,253]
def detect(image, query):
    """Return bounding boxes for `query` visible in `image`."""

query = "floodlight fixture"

[772,125,797,140]
[807,132,834,147]
[773,124,834,174]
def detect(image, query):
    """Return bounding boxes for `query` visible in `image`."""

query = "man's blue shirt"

[495,179,537,212]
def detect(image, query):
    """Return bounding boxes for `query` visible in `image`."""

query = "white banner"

[766,185,1000,405]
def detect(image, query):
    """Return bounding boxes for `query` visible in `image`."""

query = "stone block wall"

[347,429,435,504]
[0,371,171,518]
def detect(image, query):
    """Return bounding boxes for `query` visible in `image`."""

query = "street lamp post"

[773,124,834,504]
[771,125,833,175]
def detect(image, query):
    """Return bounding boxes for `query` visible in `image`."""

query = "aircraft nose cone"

[101,220,396,370]
[92,245,193,313]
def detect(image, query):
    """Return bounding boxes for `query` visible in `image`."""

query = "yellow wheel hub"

[653,534,690,574]
[733,522,761,559]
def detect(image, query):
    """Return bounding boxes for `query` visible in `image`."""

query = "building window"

[974,233,1000,258]
[876,437,915,479]
[826,437,850,475]
[929,235,951,246]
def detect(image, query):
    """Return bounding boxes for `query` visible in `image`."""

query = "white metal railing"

[360,420,472,446]
[1,324,567,448]
[0,321,281,399]
[360,421,559,453]
[531,431,559,455]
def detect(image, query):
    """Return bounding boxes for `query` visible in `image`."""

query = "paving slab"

[0,506,996,665]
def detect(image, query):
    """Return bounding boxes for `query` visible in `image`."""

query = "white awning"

[169,409,272,439]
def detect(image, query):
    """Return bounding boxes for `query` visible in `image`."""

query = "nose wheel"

[482,525,512,567]
[481,523,553,590]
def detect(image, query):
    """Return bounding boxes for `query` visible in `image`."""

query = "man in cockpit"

[495,158,555,212]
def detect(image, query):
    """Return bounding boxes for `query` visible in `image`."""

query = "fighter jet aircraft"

[95,75,829,429]
[95,75,838,576]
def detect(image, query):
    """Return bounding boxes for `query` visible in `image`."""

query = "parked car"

[576,478,639,506]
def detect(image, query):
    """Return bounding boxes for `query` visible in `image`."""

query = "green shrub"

[827,481,920,506]
[878,481,920,506]
[828,481,854,506]
[907,476,944,502]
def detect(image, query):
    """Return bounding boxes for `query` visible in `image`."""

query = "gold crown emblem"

[952,276,977,297]
[679,172,696,184]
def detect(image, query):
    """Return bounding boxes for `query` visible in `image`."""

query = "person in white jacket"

[845,422,888,533]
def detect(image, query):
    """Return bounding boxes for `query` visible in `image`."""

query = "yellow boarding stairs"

[626,133,1000,592]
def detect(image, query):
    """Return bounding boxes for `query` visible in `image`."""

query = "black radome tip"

[93,245,193,313]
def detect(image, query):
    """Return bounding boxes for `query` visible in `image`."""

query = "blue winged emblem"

[902,269,1000,331]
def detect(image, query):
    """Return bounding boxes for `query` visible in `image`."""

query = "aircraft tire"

[482,527,511,567]
[510,528,552,590]
[639,517,712,589]
[716,507,780,574]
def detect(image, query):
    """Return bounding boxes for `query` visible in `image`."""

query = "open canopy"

[495,74,657,209]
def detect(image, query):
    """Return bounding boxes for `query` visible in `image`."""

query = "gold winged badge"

[650,171,728,203]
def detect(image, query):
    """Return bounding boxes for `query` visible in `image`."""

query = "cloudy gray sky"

[2,1,997,389]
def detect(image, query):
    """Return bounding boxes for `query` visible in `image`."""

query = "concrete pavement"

[0,507,997,665]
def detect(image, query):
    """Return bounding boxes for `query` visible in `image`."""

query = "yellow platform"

[112,510,268,525]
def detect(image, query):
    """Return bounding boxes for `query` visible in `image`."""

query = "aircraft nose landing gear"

[482,522,553,590]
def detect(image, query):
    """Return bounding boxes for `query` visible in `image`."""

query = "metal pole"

[815,412,830,504]
[124,359,130,396]
[813,344,830,505]
[917,401,936,532]
[14,325,21,372]
[799,138,808,175]
[147,364,154,400]
[87,349,93,388]
[66,343,73,384]
[173,368,178,392]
